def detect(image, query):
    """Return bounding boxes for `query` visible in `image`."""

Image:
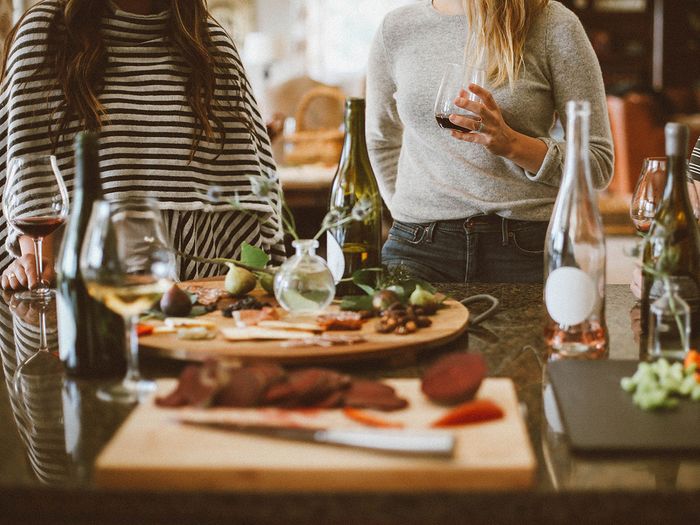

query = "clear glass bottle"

[326,98,382,297]
[648,280,691,360]
[273,239,335,314]
[543,100,607,358]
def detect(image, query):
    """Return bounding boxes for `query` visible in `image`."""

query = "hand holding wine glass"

[434,62,485,133]
[80,198,174,403]
[2,154,69,299]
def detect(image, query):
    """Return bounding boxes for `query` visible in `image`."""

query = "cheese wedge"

[256,320,322,332]
[152,325,177,334]
[220,327,315,341]
[164,317,217,329]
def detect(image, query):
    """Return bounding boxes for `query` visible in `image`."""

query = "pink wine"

[11,216,66,238]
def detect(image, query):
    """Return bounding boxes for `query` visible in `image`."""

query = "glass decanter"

[273,239,335,314]
[648,280,690,361]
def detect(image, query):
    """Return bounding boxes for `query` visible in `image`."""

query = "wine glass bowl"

[80,198,174,403]
[434,63,485,133]
[629,157,700,233]
[2,154,69,300]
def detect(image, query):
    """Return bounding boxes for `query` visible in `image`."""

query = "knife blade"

[179,418,455,458]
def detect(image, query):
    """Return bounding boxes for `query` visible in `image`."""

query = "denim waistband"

[427,215,546,232]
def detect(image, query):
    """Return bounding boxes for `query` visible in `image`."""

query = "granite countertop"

[0,283,698,525]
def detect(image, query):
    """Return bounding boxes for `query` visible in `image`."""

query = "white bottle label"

[545,266,596,326]
[326,232,345,283]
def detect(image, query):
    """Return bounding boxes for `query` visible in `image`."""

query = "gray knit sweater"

[366,0,613,223]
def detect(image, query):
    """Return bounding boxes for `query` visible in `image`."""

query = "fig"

[257,271,275,295]
[224,263,257,296]
[160,285,193,317]
[409,284,438,308]
[372,289,401,311]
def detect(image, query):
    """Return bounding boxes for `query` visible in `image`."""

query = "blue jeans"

[382,216,548,283]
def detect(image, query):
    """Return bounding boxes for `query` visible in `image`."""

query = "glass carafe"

[273,239,335,314]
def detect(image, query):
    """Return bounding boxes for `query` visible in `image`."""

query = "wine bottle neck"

[338,98,369,166]
[563,102,593,194]
[74,134,104,205]
[662,155,690,203]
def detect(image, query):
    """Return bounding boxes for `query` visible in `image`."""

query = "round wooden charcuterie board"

[139,278,470,365]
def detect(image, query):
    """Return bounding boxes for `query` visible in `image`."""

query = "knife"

[179,418,455,458]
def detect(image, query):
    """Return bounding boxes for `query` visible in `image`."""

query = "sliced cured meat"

[262,368,350,408]
[213,364,286,407]
[421,352,487,405]
[183,285,232,307]
[316,312,365,331]
[155,364,219,408]
[343,379,408,412]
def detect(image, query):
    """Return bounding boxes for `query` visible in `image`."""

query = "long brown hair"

[1,0,246,156]
[462,0,549,89]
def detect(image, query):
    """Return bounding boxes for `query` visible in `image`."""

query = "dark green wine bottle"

[326,98,382,297]
[56,132,126,378]
[641,123,700,349]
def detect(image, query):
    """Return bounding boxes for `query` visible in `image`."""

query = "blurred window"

[301,0,415,84]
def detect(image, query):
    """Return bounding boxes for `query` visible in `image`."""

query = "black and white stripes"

[690,137,700,182]
[1,0,284,280]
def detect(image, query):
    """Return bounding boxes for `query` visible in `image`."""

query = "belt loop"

[425,222,436,243]
[501,217,509,246]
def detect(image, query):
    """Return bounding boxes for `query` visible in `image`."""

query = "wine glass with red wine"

[434,63,485,133]
[2,154,69,301]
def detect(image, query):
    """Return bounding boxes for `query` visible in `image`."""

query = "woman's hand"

[449,85,516,157]
[1,254,54,291]
[449,85,548,174]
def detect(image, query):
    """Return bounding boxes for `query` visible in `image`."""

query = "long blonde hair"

[462,0,548,88]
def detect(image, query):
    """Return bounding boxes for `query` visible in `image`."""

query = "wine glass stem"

[38,307,48,351]
[32,237,47,290]
[124,315,142,385]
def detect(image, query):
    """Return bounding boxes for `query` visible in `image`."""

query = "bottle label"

[56,292,76,362]
[545,266,597,326]
[326,232,345,283]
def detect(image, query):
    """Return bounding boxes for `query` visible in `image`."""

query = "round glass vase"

[273,239,336,314]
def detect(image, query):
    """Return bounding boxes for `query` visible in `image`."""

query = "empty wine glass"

[2,154,69,300]
[630,157,667,234]
[80,198,174,403]
[434,62,486,133]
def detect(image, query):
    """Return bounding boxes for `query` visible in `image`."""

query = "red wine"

[435,114,471,133]
[11,216,65,238]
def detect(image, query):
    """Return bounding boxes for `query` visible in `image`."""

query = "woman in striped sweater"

[0,0,284,291]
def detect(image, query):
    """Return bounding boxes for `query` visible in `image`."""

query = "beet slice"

[421,352,487,405]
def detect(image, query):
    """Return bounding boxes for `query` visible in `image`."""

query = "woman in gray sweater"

[366,0,613,283]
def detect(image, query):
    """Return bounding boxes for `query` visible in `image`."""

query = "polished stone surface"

[0,284,698,525]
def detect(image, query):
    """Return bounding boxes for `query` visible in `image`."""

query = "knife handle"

[317,429,455,458]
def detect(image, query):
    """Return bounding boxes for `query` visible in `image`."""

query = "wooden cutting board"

[548,360,700,452]
[94,378,535,491]
[139,279,470,364]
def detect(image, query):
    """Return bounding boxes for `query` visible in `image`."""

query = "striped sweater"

[0,0,284,280]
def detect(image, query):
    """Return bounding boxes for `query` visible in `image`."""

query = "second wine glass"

[80,198,174,403]
[2,154,69,300]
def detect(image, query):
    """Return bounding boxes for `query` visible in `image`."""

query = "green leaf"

[240,243,269,269]
[339,295,374,311]
[351,268,383,295]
